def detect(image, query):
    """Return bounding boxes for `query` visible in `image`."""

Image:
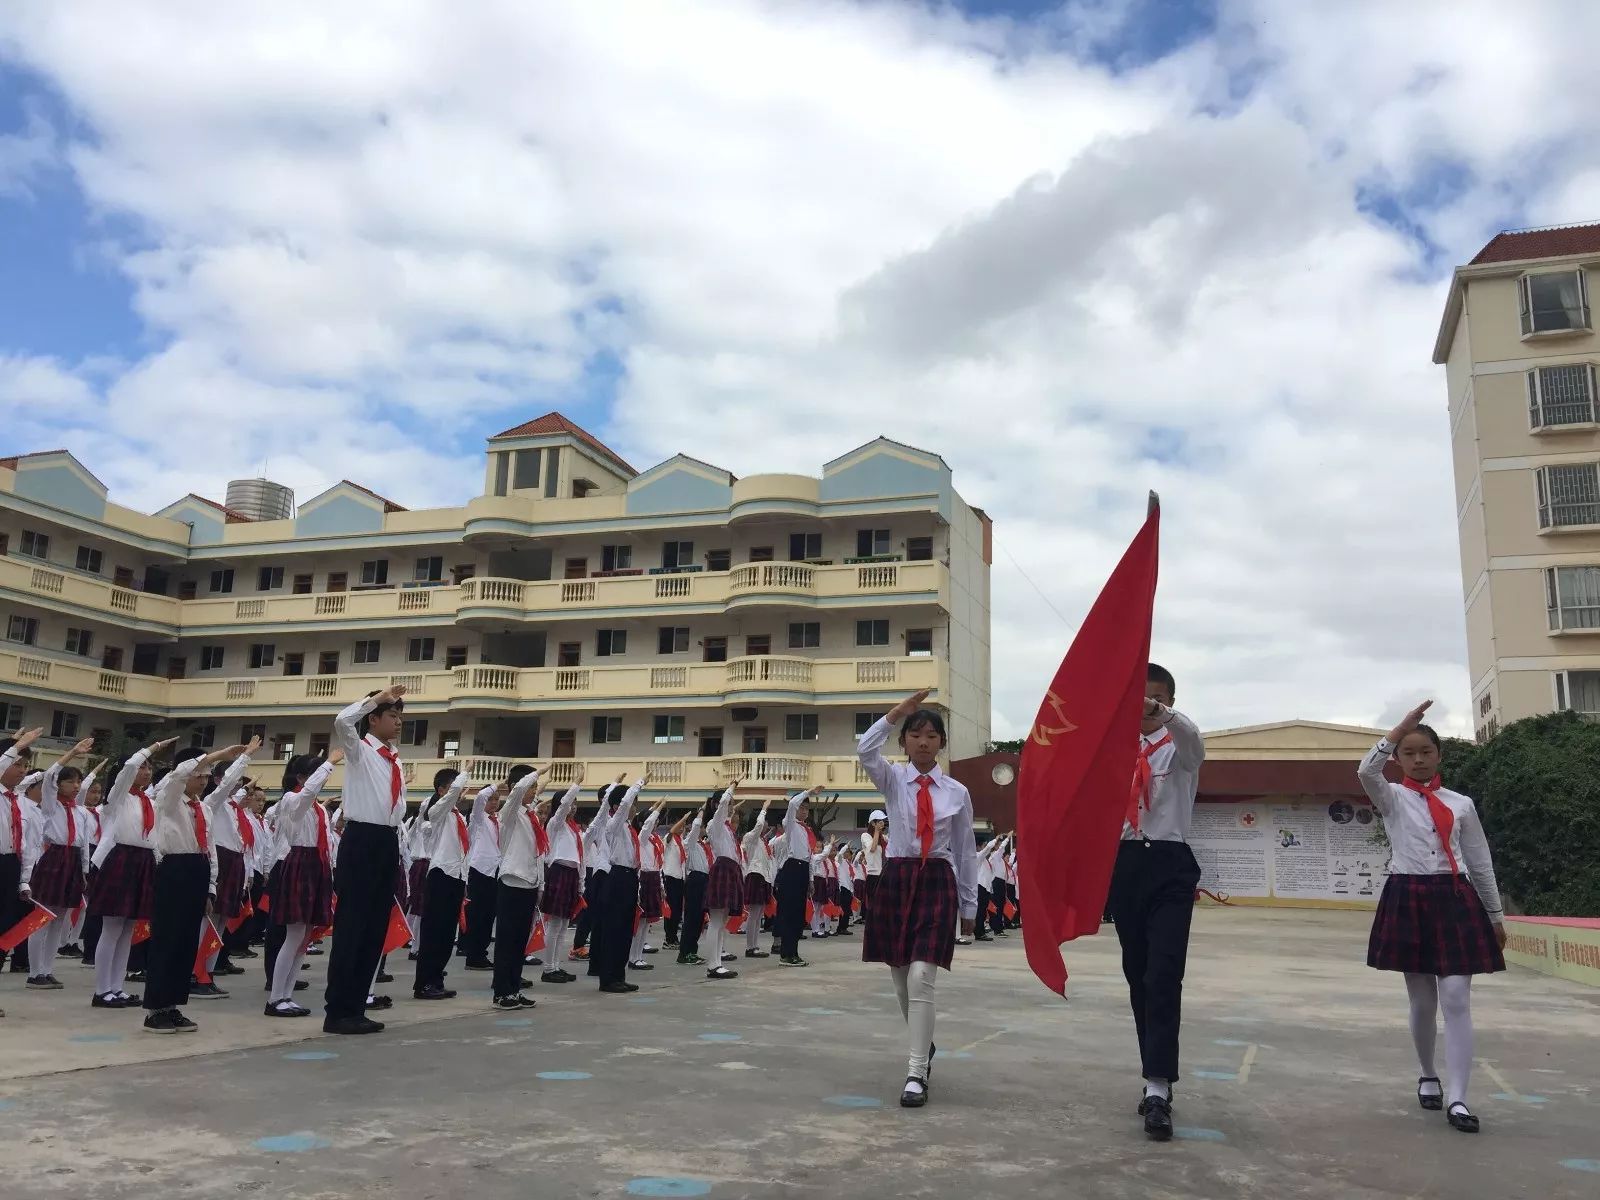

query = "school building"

[1435,221,1600,739]
[0,413,992,826]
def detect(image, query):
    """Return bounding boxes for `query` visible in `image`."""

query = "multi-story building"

[1436,222,1600,737]
[0,413,991,824]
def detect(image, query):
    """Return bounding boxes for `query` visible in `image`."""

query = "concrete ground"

[1,908,1597,1200]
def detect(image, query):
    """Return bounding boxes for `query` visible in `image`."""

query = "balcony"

[178,583,462,634]
[0,555,181,633]
[0,647,168,712]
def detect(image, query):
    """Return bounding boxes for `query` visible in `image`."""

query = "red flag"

[257,893,270,914]
[131,919,152,945]
[300,924,332,955]
[763,897,777,918]
[1018,495,1160,996]
[727,912,747,934]
[822,902,842,920]
[851,898,861,914]
[458,899,469,934]
[226,899,254,934]
[0,902,57,951]
[660,898,672,920]
[526,919,546,955]
[1003,900,1017,920]
[382,902,411,955]
[193,921,224,983]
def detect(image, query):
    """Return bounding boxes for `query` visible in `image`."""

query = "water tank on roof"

[225,478,295,521]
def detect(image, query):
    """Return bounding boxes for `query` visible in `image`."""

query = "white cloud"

[2,0,1596,737]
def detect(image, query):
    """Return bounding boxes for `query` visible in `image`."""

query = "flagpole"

[1148,490,1160,517]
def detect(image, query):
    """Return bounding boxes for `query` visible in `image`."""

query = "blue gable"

[296,493,385,537]
[161,502,225,544]
[626,468,733,516]
[14,462,107,521]
[821,451,947,508]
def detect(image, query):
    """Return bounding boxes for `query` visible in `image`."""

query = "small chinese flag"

[763,897,777,918]
[727,912,747,934]
[660,898,672,920]
[131,919,152,945]
[300,924,332,955]
[0,902,57,952]
[1003,900,1018,921]
[571,896,586,919]
[458,899,468,934]
[851,898,861,914]
[226,899,254,934]
[193,922,224,983]
[633,905,644,934]
[805,900,814,926]
[382,902,411,955]
[526,919,546,955]
[822,902,842,920]
[257,892,271,914]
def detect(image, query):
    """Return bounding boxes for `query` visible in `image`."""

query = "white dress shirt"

[1358,740,1505,923]
[467,786,505,877]
[23,762,96,884]
[542,783,582,867]
[976,839,999,889]
[604,781,647,870]
[706,786,741,865]
[685,815,713,874]
[584,791,616,873]
[495,773,545,890]
[1121,706,1205,844]
[662,833,687,880]
[201,751,257,857]
[273,760,337,863]
[741,816,773,881]
[426,776,482,883]
[780,791,816,864]
[857,715,979,919]
[92,748,160,868]
[639,811,664,872]
[860,829,885,875]
[0,748,26,875]
[330,696,408,827]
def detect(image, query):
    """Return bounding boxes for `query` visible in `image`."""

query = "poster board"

[1191,799,1389,909]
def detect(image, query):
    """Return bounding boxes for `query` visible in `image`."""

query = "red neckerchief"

[568,818,584,868]
[232,800,255,849]
[529,808,550,856]
[187,797,209,852]
[1402,775,1460,875]
[135,788,155,837]
[1127,732,1172,833]
[4,789,19,855]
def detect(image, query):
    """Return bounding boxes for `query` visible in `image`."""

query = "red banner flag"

[526,919,546,955]
[382,902,411,955]
[193,921,224,983]
[1018,495,1160,996]
[132,919,152,945]
[0,902,57,952]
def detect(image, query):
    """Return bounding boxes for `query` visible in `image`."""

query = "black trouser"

[989,881,1007,936]
[774,859,808,959]
[584,869,609,977]
[678,871,708,959]
[977,884,992,934]
[663,875,684,944]
[492,882,539,998]
[223,872,263,957]
[1108,839,1201,1084]
[0,854,26,970]
[459,867,498,962]
[82,909,103,960]
[573,869,597,950]
[144,853,209,1011]
[324,821,399,1021]
[836,886,853,934]
[415,868,466,992]
[598,867,638,985]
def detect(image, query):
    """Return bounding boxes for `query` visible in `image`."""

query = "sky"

[5,0,1600,740]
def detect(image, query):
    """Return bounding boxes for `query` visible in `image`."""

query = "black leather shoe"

[1142,1095,1173,1141]
[598,981,637,994]
[413,985,457,1001]
[899,1076,929,1108]
[376,970,394,984]
[365,994,394,1010]
[464,959,493,971]
[324,1015,385,1035]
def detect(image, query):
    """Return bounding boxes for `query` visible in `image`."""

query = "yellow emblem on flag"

[1030,692,1079,746]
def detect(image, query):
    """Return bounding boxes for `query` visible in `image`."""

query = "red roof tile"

[490,411,636,476]
[184,494,256,523]
[1470,222,1600,265]
[339,480,407,513]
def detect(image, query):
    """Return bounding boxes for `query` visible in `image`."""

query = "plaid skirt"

[863,856,958,971]
[270,845,333,927]
[1368,873,1505,976]
[639,871,665,920]
[541,861,582,919]
[706,858,746,916]
[743,872,772,908]
[87,844,156,920]
[812,875,833,904]
[215,846,247,918]
[407,858,430,916]
[29,842,87,912]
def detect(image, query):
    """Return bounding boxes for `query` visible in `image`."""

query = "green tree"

[985,739,1024,754]
[1441,711,1600,917]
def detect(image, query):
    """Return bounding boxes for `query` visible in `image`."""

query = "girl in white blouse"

[1357,700,1506,1134]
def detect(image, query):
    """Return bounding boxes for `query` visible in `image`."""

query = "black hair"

[283,753,322,794]
[57,766,84,786]
[507,764,534,788]
[1401,724,1443,752]
[0,736,20,757]
[433,767,460,793]
[357,690,404,738]
[897,708,948,748]
[156,746,205,784]
[1147,662,1176,698]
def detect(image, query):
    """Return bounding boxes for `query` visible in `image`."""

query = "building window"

[702,636,728,663]
[326,572,347,593]
[257,566,284,591]
[662,540,694,570]
[597,629,627,657]
[199,646,226,671]
[513,447,542,490]
[6,616,38,646]
[309,733,331,758]
[854,711,877,736]
[788,622,820,649]
[590,715,622,744]
[318,651,340,675]
[785,713,819,742]
[1528,363,1598,429]
[209,568,235,594]
[746,634,771,656]
[354,639,381,665]
[493,451,511,497]
[189,724,216,749]
[788,533,821,561]
[856,619,890,647]
[445,645,468,669]
[51,711,79,739]
[1521,269,1590,336]
[76,546,103,574]
[240,723,267,745]
[101,646,124,672]
[706,549,731,572]
[1556,669,1600,719]
[19,530,50,560]
[658,627,689,654]
[249,643,275,669]
[408,637,436,662]
[906,628,934,656]
[113,566,134,587]
[178,581,197,600]
[292,573,314,594]
[414,556,443,583]
[273,735,295,760]
[1536,463,1600,528]
[749,546,774,562]
[401,719,430,747]
[1546,565,1600,631]
[856,528,891,558]
[907,536,934,561]
[166,657,187,680]
[558,642,582,667]
[0,702,23,731]
[601,544,632,571]
[440,731,461,759]
[65,628,94,657]
[283,652,305,676]
[360,560,389,587]
[652,715,685,744]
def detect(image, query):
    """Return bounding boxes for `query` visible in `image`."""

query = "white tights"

[891,961,938,1086]
[629,919,648,964]
[707,910,729,967]
[545,916,570,967]
[1406,973,1474,1107]
[271,922,310,1004]
[28,914,68,977]
[95,916,134,997]
[745,912,762,952]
